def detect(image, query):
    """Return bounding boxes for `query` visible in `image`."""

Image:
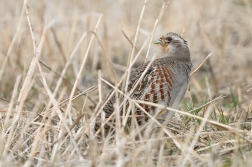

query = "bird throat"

[162,43,170,53]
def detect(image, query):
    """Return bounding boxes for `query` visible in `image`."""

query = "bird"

[95,32,192,135]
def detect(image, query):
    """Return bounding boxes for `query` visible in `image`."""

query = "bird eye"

[167,37,172,41]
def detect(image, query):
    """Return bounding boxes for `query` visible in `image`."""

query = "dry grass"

[0,0,252,166]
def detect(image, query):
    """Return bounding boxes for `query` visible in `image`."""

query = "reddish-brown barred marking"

[131,65,176,126]
[163,67,174,101]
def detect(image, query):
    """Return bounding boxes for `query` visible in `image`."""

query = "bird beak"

[154,39,162,44]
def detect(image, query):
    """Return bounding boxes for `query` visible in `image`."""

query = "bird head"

[155,32,188,52]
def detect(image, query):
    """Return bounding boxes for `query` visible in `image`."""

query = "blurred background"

[0,0,251,118]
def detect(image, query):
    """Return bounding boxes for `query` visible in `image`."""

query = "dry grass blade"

[190,52,213,77]
[66,14,103,117]
[120,28,145,58]
[181,105,214,166]
[39,60,97,105]
[0,0,27,80]
[90,31,118,83]
[136,100,252,142]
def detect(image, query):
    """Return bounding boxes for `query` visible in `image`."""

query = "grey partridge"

[95,32,192,134]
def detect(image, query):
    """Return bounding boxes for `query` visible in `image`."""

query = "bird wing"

[128,61,175,104]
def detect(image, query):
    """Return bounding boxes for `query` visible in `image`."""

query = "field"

[0,0,252,166]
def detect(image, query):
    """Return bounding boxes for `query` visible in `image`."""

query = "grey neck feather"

[168,45,190,61]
